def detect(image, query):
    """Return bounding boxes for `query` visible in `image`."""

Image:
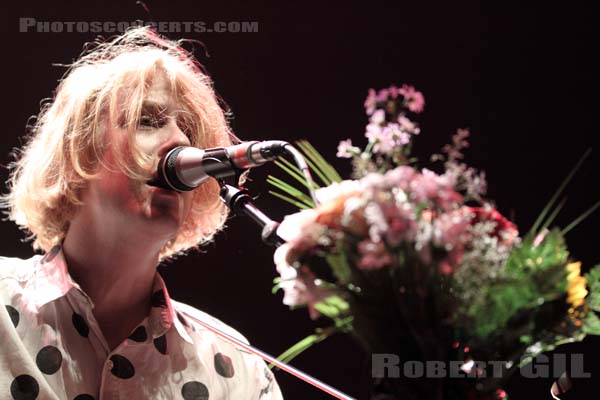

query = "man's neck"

[62,213,164,350]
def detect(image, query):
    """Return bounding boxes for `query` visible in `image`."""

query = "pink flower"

[533,229,549,247]
[364,88,377,115]
[397,115,420,135]
[399,84,425,113]
[432,210,473,250]
[336,139,357,158]
[370,109,386,124]
[439,248,466,275]
[365,122,382,143]
[366,124,397,155]
[388,85,400,99]
[397,131,411,146]
[384,165,417,191]
[381,123,402,143]
[386,209,417,246]
[376,88,390,103]
[366,122,411,155]
[362,191,417,246]
[357,239,394,270]
[443,128,470,161]
[408,169,462,210]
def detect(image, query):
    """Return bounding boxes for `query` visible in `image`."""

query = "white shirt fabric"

[0,246,283,400]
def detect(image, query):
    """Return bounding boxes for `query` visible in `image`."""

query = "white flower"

[273,244,332,319]
[336,139,358,158]
[370,109,386,124]
[277,208,322,243]
[315,180,361,204]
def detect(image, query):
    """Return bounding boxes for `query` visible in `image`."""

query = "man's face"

[81,74,195,243]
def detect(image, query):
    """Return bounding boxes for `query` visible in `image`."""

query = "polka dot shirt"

[0,246,283,399]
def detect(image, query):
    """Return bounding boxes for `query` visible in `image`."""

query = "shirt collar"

[148,273,193,344]
[25,245,82,310]
[27,245,192,344]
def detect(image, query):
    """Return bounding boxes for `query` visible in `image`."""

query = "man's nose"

[157,120,192,158]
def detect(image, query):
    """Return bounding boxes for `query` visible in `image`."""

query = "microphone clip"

[219,182,283,247]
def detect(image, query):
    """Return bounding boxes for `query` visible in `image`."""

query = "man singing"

[0,27,282,399]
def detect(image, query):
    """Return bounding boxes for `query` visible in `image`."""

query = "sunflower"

[566,262,588,309]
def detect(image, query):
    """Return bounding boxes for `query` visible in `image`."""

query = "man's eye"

[139,114,165,128]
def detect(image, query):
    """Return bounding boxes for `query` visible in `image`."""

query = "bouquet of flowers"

[268,85,600,399]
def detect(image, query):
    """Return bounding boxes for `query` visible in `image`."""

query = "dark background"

[1,1,597,399]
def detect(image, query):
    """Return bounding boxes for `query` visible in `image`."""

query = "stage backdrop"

[1,1,597,398]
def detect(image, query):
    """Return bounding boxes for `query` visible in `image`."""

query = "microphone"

[148,140,289,192]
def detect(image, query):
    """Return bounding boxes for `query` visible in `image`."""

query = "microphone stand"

[218,180,357,400]
[219,182,284,247]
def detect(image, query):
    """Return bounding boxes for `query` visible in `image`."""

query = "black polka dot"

[181,381,209,400]
[73,395,95,400]
[10,374,39,400]
[153,334,167,354]
[151,289,167,307]
[177,312,189,327]
[41,245,60,263]
[214,353,235,378]
[128,326,147,342]
[72,312,89,337]
[35,346,62,375]
[6,305,19,328]
[109,354,135,379]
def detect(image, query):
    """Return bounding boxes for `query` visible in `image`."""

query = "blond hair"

[2,27,235,260]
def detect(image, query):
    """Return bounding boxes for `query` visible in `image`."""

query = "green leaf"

[528,148,591,236]
[268,191,313,210]
[272,160,317,191]
[268,140,344,211]
[583,310,600,335]
[266,175,315,207]
[585,265,600,312]
[272,277,282,294]
[270,333,323,367]
[519,332,586,367]
[561,200,600,235]
[268,324,342,368]
[325,246,352,284]
[296,140,343,183]
[313,295,350,319]
[539,197,567,233]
